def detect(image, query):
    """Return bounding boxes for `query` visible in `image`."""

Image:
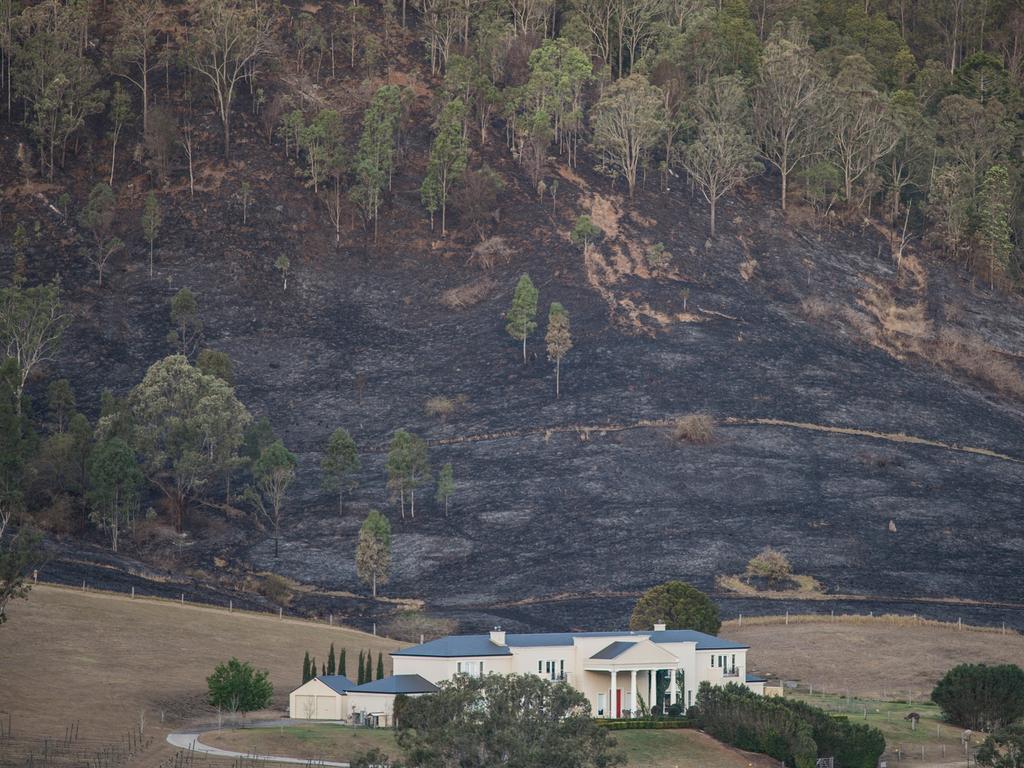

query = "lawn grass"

[203,724,771,768]
[790,693,979,764]
[202,724,398,762]
[615,729,776,768]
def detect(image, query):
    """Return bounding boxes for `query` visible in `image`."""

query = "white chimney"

[653,623,667,632]
[489,626,506,645]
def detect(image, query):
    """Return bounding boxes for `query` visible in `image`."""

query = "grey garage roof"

[352,674,439,695]
[393,630,748,658]
[316,675,358,694]
[590,641,638,660]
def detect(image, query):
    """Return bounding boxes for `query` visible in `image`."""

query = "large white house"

[290,623,763,725]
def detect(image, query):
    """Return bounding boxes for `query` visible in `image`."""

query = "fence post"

[785,610,789,625]
[738,613,742,626]
[279,607,283,619]
[180,593,184,605]
[131,587,135,599]
[373,622,377,636]
[229,600,233,612]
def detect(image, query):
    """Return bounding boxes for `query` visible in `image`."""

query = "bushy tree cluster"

[692,682,885,768]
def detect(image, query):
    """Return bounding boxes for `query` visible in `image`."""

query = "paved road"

[167,720,351,766]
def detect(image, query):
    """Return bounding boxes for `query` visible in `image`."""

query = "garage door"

[295,695,335,719]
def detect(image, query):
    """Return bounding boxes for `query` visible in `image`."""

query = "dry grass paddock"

[0,584,403,766]
[723,614,1024,700]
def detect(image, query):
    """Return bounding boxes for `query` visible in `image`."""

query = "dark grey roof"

[352,674,439,695]
[392,635,513,657]
[590,641,638,660]
[393,629,747,658]
[316,675,357,694]
[649,630,748,650]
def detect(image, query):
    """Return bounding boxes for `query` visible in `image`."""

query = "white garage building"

[289,673,438,726]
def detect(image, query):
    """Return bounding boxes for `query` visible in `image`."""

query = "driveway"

[166,720,351,767]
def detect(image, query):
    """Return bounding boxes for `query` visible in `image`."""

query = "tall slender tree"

[244,440,297,558]
[544,302,573,399]
[321,427,360,515]
[355,509,391,597]
[421,98,468,235]
[505,274,538,363]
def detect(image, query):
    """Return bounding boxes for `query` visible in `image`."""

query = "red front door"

[616,689,622,718]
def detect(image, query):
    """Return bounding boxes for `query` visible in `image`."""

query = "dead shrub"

[932,328,1024,398]
[440,277,496,310]
[799,298,831,321]
[425,395,457,422]
[469,236,513,270]
[670,413,715,444]
[739,258,758,281]
[745,547,792,586]
[259,573,293,606]
[382,610,459,643]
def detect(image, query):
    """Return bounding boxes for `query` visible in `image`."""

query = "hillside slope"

[2,2,1023,633]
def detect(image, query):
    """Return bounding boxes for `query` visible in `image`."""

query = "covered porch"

[585,640,680,719]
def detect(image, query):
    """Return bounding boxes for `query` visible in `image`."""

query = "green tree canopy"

[246,440,297,558]
[111,355,251,531]
[87,437,143,553]
[206,658,273,718]
[356,509,391,597]
[505,274,538,364]
[629,580,721,635]
[396,674,622,768]
[322,427,360,514]
[932,664,1024,731]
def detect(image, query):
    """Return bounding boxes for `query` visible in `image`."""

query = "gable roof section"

[352,674,439,695]
[316,675,358,694]
[590,639,679,666]
[590,641,637,660]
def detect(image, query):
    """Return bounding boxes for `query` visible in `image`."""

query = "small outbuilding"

[289,675,357,720]
[346,674,439,728]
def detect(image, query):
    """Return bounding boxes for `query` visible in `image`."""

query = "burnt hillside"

[1,0,1023,633]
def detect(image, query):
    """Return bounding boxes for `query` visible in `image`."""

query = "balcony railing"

[722,667,740,677]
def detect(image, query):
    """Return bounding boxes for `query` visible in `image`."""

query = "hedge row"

[690,683,885,768]
[596,717,693,730]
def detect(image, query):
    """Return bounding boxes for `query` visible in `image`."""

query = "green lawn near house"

[203,723,773,768]
[202,724,398,762]
[790,693,979,763]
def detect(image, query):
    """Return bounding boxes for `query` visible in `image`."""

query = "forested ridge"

[0,0,1022,631]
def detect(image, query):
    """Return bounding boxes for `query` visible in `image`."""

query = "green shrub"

[691,683,884,768]
[596,717,692,730]
[932,664,1024,731]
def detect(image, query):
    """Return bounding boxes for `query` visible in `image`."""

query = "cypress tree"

[302,651,311,683]
[339,649,347,678]
[327,643,336,676]
[310,657,317,679]
[357,651,365,684]
[376,652,384,680]
[321,662,326,676]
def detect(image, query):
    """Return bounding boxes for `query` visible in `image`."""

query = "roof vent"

[653,623,667,632]
[490,626,506,646]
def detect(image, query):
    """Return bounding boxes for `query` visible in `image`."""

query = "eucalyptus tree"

[185,0,275,160]
[681,75,760,238]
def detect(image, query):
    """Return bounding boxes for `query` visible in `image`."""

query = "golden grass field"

[4,586,1024,767]
[0,584,402,766]
[723,613,1024,699]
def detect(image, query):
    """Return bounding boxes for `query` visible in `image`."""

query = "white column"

[648,669,656,712]
[610,670,618,719]
[669,666,678,706]
[629,669,638,718]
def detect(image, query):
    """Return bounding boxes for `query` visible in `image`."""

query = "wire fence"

[0,718,152,768]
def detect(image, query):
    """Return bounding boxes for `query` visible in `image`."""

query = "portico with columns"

[585,639,681,718]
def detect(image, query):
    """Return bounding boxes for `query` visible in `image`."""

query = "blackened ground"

[4,94,1024,634]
